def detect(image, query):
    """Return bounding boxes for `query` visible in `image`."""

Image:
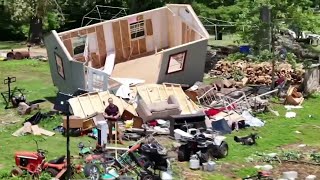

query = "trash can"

[239,45,250,54]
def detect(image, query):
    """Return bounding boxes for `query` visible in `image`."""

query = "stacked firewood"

[210,60,305,85]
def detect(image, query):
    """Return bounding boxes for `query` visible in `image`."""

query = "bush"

[226,52,247,61]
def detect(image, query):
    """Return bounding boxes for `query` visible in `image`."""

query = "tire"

[45,167,59,177]
[83,163,100,180]
[11,167,23,177]
[208,141,228,159]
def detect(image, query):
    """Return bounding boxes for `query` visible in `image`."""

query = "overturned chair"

[136,95,182,123]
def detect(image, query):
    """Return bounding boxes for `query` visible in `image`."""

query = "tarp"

[211,118,232,134]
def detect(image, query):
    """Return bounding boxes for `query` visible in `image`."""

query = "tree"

[234,0,320,52]
[6,0,64,44]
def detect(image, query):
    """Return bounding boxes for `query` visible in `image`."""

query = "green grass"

[208,34,242,47]
[0,41,24,50]
[1,60,320,179]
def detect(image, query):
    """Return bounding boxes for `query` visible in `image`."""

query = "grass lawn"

[208,34,242,47]
[0,41,24,50]
[0,60,320,179]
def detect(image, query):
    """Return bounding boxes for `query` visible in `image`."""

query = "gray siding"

[44,31,85,94]
[158,39,208,85]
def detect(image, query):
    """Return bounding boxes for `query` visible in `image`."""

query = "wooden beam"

[112,21,124,63]
[96,25,107,67]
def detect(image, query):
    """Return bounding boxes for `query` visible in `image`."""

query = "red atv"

[11,140,68,179]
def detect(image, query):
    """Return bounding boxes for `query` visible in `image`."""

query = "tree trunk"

[29,16,43,45]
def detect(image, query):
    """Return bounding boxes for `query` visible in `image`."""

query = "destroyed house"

[44,4,209,95]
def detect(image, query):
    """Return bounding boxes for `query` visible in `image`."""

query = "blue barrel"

[239,45,250,54]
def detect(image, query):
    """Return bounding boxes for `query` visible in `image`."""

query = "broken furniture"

[136,95,182,123]
[68,91,137,119]
[1,77,26,109]
[62,115,95,131]
[135,83,201,115]
[197,87,250,114]
[185,83,213,102]
[285,86,304,105]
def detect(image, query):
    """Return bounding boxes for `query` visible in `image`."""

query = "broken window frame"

[166,50,187,74]
[55,53,65,79]
[129,20,145,40]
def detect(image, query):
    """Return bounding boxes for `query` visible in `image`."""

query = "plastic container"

[283,171,298,179]
[189,155,200,170]
[202,163,208,171]
[239,45,250,54]
[161,171,173,180]
[207,161,216,172]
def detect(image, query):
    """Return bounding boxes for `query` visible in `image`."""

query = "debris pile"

[210,60,304,85]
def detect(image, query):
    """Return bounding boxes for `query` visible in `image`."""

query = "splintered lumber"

[12,123,55,137]
[210,60,304,85]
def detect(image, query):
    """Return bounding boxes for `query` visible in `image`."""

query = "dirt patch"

[273,161,320,179]
[279,143,320,152]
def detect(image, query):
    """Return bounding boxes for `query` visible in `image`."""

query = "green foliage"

[257,50,274,61]
[39,172,52,180]
[310,152,320,163]
[232,68,244,81]
[286,52,297,69]
[226,52,247,61]
[280,150,302,161]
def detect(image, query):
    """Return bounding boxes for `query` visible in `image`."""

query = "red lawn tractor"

[11,140,68,179]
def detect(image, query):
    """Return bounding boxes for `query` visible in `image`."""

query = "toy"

[11,140,68,179]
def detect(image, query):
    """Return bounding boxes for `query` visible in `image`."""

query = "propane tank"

[189,155,200,170]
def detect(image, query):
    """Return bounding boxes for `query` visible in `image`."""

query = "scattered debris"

[12,122,55,137]
[286,112,296,118]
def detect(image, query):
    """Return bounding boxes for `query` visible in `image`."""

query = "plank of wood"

[31,125,42,135]
[138,38,147,54]
[12,126,25,137]
[79,29,87,35]
[131,40,139,56]
[68,97,86,118]
[191,30,196,42]
[61,33,71,40]
[71,31,78,38]
[87,27,96,33]
[137,15,144,21]
[78,95,96,117]
[90,52,100,68]
[63,39,73,56]
[38,127,55,136]
[96,25,107,67]
[146,19,153,36]
[88,93,105,113]
[112,21,124,63]
[182,22,186,44]
[120,20,130,59]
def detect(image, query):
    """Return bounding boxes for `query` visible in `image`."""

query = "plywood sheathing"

[131,40,139,56]
[146,19,153,36]
[137,15,144,21]
[63,39,73,56]
[112,21,124,63]
[120,20,130,59]
[135,83,200,114]
[68,91,137,119]
[138,38,147,54]
[96,25,107,67]
[91,53,100,68]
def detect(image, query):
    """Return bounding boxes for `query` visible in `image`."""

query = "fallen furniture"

[136,95,182,123]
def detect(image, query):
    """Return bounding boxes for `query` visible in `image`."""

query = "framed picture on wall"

[166,50,187,74]
[55,53,65,79]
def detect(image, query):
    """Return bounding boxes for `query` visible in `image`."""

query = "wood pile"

[210,60,305,85]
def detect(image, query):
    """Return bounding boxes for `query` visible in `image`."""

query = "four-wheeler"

[11,140,68,179]
[176,128,228,163]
